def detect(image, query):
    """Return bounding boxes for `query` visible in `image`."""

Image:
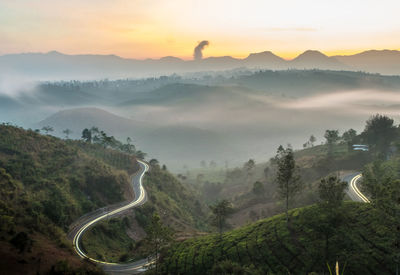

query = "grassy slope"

[158,202,397,275]
[136,165,208,234]
[185,143,372,227]
[0,124,138,274]
[81,166,208,263]
[0,124,208,269]
[81,218,137,262]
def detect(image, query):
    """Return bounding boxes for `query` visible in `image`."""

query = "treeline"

[307,114,399,158]
[41,74,184,91]
[38,124,147,161]
[80,126,146,159]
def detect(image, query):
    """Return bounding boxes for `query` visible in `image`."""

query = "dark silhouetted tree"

[149,159,160,168]
[244,159,256,183]
[342,128,357,143]
[314,175,348,266]
[41,126,54,134]
[361,114,397,156]
[309,134,316,147]
[275,146,302,221]
[263,166,269,180]
[209,200,234,236]
[318,175,347,208]
[145,213,174,274]
[62,129,72,139]
[81,128,92,143]
[324,130,339,155]
[90,127,100,143]
[122,137,136,154]
[252,181,265,196]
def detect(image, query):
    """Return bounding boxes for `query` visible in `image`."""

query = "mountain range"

[1,49,400,80]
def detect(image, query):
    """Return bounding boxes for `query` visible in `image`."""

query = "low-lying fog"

[1,71,399,170]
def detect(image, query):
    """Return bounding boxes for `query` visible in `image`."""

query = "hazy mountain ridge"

[334,49,400,75]
[2,49,400,81]
[37,107,233,169]
[3,70,400,170]
[10,70,400,170]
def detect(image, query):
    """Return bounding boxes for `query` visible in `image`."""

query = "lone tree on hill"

[122,137,136,154]
[41,126,54,135]
[275,145,302,222]
[317,175,348,266]
[253,181,265,196]
[361,114,397,156]
[244,159,256,183]
[263,166,269,180]
[149,159,160,167]
[324,130,339,156]
[318,175,347,209]
[342,128,358,152]
[209,200,234,237]
[81,128,92,143]
[145,213,174,274]
[342,128,357,143]
[62,129,72,139]
[309,134,316,147]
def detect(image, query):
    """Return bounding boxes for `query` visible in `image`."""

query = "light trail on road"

[71,160,153,273]
[348,173,370,203]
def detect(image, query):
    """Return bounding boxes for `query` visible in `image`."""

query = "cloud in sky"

[0,0,400,58]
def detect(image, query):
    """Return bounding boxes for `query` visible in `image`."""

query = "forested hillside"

[0,124,207,273]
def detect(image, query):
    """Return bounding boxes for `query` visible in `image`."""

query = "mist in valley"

[1,69,400,171]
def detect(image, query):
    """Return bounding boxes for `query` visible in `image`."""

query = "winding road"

[70,160,152,274]
[344,172,370,203]
[70,159,370,274]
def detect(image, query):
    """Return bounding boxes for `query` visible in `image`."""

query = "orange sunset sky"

[1,0,399,59]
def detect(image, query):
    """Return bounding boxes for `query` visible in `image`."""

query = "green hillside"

[0,124,207,273]
[0,124,134,274]
[157,202,397,274]
[81,163,209,262]
[183,141,371,228]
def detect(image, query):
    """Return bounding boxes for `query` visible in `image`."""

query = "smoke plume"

[193,40,209,60]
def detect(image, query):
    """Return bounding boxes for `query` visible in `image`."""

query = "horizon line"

[1,48,400,61]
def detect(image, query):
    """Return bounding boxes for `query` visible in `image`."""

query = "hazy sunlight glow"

[1,0,400,59]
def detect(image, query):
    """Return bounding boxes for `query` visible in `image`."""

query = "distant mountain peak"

[352,49,400,57]
[290,50,345,69]
[247,51,273,56]
[2,48,400,78]
[244,51,284,61]
[245,51,282,59]
[46,50,64,56]
[203,56,238,61]
[159,56,184,62]
[294,50,328,60]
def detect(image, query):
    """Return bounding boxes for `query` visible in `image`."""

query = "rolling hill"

[28,70,400,170]
[37,107,234,170]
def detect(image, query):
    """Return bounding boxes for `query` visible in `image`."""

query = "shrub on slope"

[158,202,397,275]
